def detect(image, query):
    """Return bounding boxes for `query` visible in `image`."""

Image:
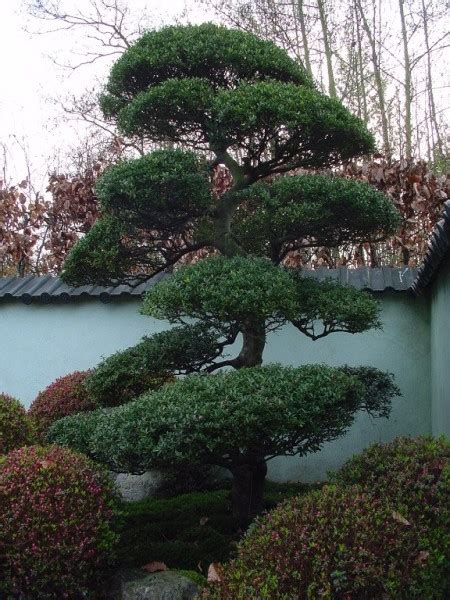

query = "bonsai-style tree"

[51,24,401,526]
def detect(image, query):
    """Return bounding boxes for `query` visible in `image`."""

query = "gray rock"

[121,571,199,600]
[110,471,164,502]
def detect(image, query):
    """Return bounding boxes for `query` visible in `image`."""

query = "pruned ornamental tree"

[51,24,401,526]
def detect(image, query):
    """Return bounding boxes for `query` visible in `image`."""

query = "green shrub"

[117,483,310,573]
[332,435,450,597]
[118,490,237,571]
[0,445,119,599]
[28,371,98,438]
[204,437,449,599]
[0,393,35,454]
[84,324,221,407]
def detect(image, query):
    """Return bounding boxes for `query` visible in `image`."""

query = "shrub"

[0,445,119,599]
[118,489,238,571]
[204,437,449,599]
[0,393,35,454]
[29,371,98,438]
[49,364,397,526]
[331,436,449,511]
[332,435,450,597]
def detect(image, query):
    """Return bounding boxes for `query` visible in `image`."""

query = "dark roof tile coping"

[411,199,450,295]
[0,267,417,305]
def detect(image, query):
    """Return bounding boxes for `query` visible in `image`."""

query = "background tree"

[47,23,403,525]
[0,151,101,276]
[202,0,450,169]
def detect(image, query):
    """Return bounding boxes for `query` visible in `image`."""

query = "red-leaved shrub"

[0,445,118,599]
[29,371,98,438]
[204,436,449,599]
[0,393,35,454]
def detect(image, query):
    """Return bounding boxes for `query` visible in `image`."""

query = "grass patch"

[117,481,311,572]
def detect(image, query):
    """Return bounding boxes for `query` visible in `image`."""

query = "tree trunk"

[421,0,444,164]
[317,0,337,98]
[398,0,412,159]
[355,2,369,123]
[297,0,313,78]
[231,460,268,528]
[355,0,392,160]
[237,321,266,368]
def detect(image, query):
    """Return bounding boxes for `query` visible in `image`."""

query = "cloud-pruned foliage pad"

[49,364,398,474]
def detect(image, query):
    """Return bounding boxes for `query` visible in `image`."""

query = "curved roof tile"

[411,199,450,295]
[0,267,416,305]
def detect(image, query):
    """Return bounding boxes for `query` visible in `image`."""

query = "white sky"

[0,0,448,184]
[0,0,210,183]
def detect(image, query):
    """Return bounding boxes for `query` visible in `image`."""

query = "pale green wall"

[431,258,450,437]
[0,301,167,406]
[0,291,431,481]
[265,292,431,481]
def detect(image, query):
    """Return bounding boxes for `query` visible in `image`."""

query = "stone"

[121,571,199,600]
[110,471,164,502]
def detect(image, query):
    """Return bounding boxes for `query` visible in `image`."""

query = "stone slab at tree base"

[110,471,164,502]
[103,569,199,600]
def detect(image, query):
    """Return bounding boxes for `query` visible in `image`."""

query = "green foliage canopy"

[100,23,310,114]
[49,364,398,473]
[46,22,403,526]
[62,23,399,287]
[85,323,229,407]
[96,149,212,231]
[232,174,401,260]
[142,256,381,340]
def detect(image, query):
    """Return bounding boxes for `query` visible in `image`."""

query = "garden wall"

[0,289,432,481]
[430,257,450,437]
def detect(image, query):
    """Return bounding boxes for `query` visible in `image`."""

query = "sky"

[0,0,210,184]
[0,0,448,185]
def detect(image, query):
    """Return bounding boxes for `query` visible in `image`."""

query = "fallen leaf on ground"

[142,561,168,573]
[207,562,223,583]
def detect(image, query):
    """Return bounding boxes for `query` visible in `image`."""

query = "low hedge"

[0,445,119,599]
[0,393,35,454]
[204,436,449,599]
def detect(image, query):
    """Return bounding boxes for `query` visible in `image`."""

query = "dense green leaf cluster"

[208,82,374,167]
[85,324,225,407]
[61,215,133,285]
[142,256,299,328]
[116,78,215,144]
[100,23,373,171]
[48,364,397,473]
[233,174,401,258]
[142,256,381,339]
[97,149,212,230]
[101,23,310,115]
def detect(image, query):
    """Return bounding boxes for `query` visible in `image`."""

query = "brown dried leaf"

[142,561,168,573]
[392,511,410,526]
[207,562,223,583]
